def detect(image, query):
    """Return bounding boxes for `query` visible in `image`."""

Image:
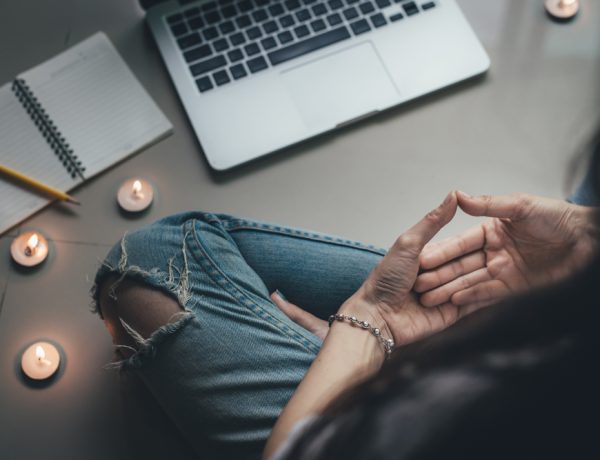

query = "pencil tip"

[68,197,81,205]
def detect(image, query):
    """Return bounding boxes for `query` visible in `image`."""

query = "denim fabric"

[93,212,385,460]
[569,168,599,206]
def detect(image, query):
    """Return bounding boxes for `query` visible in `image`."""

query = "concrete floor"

[0,0,599,458]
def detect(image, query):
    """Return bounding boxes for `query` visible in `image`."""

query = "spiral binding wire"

[12,78,86,180]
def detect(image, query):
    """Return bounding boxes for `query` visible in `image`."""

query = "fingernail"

[457,190,471,199]
[442,192,453,205]
[274,289,287,301]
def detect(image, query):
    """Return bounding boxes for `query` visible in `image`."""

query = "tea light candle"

[21,341,61,380]
[117,178,154,212]
[545,0,579,20]
[10,231,49,267]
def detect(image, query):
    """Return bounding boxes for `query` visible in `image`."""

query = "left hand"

[273,192,485,347]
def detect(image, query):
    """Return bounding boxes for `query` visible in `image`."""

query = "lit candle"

[10,231,49,267]
[117,178,154,212]
[545,0,579,19]
[21,341,61,381]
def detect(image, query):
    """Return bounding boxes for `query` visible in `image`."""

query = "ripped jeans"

[92,212,385,460]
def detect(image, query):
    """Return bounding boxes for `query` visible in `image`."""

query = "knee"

[97,274,184,357]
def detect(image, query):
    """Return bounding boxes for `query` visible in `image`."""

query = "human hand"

[415,192,599,310]
[271,291,329,341]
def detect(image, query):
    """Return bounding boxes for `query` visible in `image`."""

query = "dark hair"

[283,129,600,460]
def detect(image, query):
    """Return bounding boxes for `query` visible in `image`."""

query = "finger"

[397,191,458,252]
[415,251,486,293]
[271,291,328,340]
[419,267,493,307]
[420,225,485,270]
[450,280,510,306]
[457,191,532,220]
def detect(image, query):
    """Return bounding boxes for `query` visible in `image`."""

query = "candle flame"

[36,345,45,360]
[27,233,39,250]
[132,180,142,196]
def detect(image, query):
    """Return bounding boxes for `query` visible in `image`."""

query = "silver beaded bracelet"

[328,313,395,357]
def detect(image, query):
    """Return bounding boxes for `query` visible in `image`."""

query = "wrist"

[338,291,395,353]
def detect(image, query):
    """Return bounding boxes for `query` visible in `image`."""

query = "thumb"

[399,191,458,251]
[271,291,328,340]
[457,191,531,219]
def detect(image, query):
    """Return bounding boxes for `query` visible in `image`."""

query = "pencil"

[0,164,80,205]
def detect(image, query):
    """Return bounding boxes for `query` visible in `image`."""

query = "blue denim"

[93,212,385,460]
[569,168,599,206]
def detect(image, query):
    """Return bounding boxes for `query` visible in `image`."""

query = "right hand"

[415,192,599,309]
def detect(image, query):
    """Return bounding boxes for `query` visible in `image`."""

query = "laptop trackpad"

[281,42,399,130]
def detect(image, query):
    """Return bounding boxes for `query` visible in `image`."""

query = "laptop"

[144,0,490,170]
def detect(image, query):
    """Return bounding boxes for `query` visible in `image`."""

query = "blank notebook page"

[0,84,77,230]
[19,32,172,178]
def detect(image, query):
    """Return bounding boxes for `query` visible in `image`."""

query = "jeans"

[93,212,385,460]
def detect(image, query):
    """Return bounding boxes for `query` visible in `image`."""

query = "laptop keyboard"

[166,0,437,93]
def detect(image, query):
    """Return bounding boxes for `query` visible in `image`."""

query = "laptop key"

[253,9,269,22]
[205,10,221,24]
[222,6,237,18]
[236,15,252,28]
[285,0,301,10]
[343,7,358,20]
[422,1,435,10]
[170,22,188,37]
[190,55,227,76]
[296,9,311,22]
[196,76,213,93]
[167,13,183,25]
[247,56,269,73]
[268,26,351,66]
[280,14,296,27]
[389,12,403,21]
[350,18,370,35]
[188,16,205,30]
[269,4,285,16]
[370,12,386,27]
[201,1,217,12]
[230,63,248,79]
[294,24,310,38]
[327,12,342,25]
[311,19,326,32]
[230,32,246,45]
[213,38,230,51]
[312,4,328,15]
[213,70,231,86]
[375,0,390,6]
[328,0,344,10]
[219,21,235,34]
[228,48,244,62]
[247,26,263,39]
[239,0,253,12]
[359,1,375,14]
[402,1,419,15]
[178,32,202,50]
[244,43,261,56]
[203,27,219,41]
[263,20,279,34]
[261,36,278,50]
[278,30,294,44]
[184,44,212,63]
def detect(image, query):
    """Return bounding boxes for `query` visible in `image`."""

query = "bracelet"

[328,313,395,357]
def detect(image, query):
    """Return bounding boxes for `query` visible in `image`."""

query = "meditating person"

[93,129,600,460]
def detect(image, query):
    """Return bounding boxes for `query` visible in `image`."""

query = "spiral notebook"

[0,32,172,235]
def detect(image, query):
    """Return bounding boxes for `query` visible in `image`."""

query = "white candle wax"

[10,231,49,267]
[117,178,154,212]
[21,341,61,380]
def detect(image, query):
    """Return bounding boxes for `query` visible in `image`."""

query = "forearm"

[262,295,388,459]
